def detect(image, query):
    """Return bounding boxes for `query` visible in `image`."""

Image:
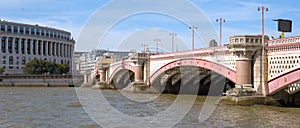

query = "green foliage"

[0,67,4,74]
[23,58,70,74]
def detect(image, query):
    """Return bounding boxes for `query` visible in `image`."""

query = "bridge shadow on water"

[111,66,235,96]
[151,66,235,96]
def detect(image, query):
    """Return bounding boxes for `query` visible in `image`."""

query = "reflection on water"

[0,87,299,128]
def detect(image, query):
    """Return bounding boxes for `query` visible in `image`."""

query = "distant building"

[0,20,75,74]
[209,39,218,47]
[75,49,130,73]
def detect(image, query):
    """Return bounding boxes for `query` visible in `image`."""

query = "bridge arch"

[150,58,236,94]
[109,64,136,89]
[90,70,100,85]
[150,58,236,84]
[268,67,300,95]
[109,64,135,81]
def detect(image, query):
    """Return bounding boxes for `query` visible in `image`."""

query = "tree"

[23,58,70,75]
[0,67,4,74]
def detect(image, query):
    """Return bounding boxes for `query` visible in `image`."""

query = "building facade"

[0,20,75,74]
[75,49,130,74]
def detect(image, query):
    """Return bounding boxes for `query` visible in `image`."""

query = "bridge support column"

[134,64,143,82]
[81,70,92,87]
[228,35,265,96]
[236,59,252,88]
[229,52,257,96]
[96,69,111,89]
[124,52,157,92]
[99,70,106,82]
[92,54,116,89]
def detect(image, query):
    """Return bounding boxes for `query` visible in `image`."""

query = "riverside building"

[0,20,75,74]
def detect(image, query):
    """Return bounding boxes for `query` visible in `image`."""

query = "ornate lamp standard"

[216,18,225,46]
[169,33,177,52]
[154,38,161,54]
[258,5,269,96]
[189,26,198,51]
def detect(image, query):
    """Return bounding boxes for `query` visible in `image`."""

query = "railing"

[268,36,300,46]
[150,46,229,60]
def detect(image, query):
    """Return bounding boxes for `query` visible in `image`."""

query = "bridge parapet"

[267,36,300,79]
[149,46,236,75]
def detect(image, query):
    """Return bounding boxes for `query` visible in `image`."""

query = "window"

[0,25,5,32]
[21,38,25,54]
[43,41,46,55]
[32,40,36,55]
[54,32,57,38]
[50,31,53,37]
[13,26,18,34]
[235,38,239,43]
[22,57,26,65]
[27,39,31,54]
[38,40,41,55]
[7,25,12,33]
[36,29,40,35]
[41,29,45,36]
[31,28,35,35]
[14,38,19,54]
[1,37,6,53]
[61,34,65,39]
[46,30,49,37]
[2,61,6,64]
[25,27,29,35]
[9,56,13,65]
[20,27,24,34]
[8,37,12,53]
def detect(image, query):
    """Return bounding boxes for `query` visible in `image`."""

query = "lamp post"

[216,18,225,46]
[189,26,198,51]
[258,5,268,96]
[154,38,161,54]
[141,44,148,52]
[169,33,177,52]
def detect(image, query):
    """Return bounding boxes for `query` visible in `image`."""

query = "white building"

[0,20,75,74]
[75,49,130,74]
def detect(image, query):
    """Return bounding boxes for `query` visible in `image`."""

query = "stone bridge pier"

[123,52,152,91]
[91,55,116,89]
[227,35,268,96]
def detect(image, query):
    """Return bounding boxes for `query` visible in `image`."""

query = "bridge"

[84,35,300,105]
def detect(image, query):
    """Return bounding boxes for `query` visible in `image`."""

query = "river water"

[0,87,299,128]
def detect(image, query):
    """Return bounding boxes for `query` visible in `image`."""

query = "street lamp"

[169,33,177,52]
[141,44,148,52]
[258,5,268,96]
[154,38,161,54]
[189,26,198,51]
[216,18,225,46]
[258,6,268,46]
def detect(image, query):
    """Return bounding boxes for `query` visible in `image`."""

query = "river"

[0,87,299,128]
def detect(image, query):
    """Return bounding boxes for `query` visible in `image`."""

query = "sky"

[1,0,300,52]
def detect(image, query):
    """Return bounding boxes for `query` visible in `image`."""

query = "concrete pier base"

[81,83,91,87]
[91,82,114,89]
[219,95,278,106]
[122,82,158,93]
